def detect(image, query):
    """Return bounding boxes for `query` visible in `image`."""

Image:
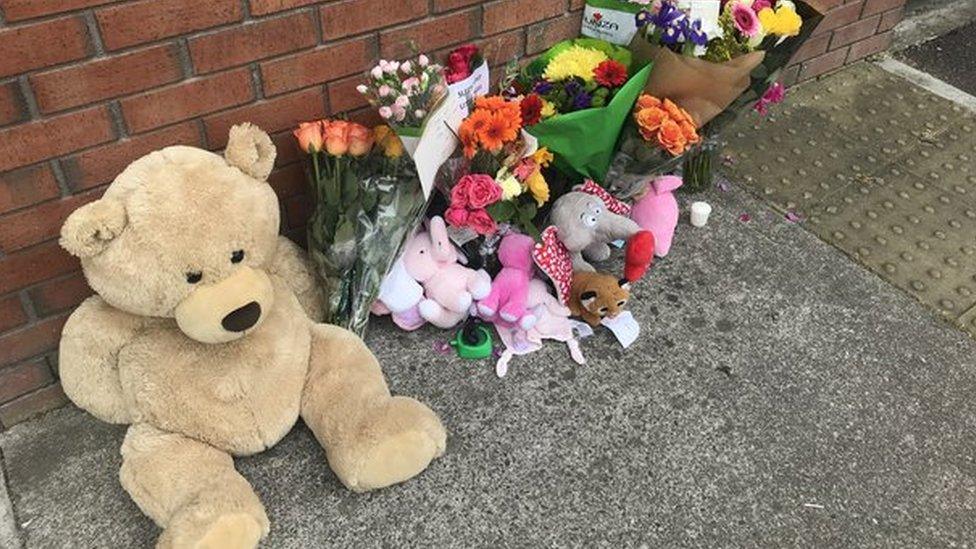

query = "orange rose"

[347,123,374,157]
[657,118,688,156]
[323,120,351,156]
[636,94,662,110]
[680,120,700,144]
[635,106,667,134]
[293,121,324,153]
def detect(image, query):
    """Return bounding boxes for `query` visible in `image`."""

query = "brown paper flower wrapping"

[629,36,766,127]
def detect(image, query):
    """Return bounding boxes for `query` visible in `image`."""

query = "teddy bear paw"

[159,512,264,549]
[344,397,447,492]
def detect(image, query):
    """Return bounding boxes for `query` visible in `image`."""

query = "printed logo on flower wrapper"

[578,179,632,217]
[533,226,574,306]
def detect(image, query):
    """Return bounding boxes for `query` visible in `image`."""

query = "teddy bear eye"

[231,250,245,264]
[186,271,203,284]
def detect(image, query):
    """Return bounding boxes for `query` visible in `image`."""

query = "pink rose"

[444,206,470,228]
[450,179,470,208]
[463,174,502,209]
[467,208,498,236]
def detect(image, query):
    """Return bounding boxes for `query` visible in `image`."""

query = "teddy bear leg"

[120,424,269,549]
[301,324,446,492]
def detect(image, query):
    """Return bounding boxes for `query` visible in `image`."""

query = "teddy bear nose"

[221,301,262,332]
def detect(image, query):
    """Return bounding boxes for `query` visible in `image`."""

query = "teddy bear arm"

[268,236,326,322]
[59,296,145,424]
[120,423,269,548]
[301,324,446,492]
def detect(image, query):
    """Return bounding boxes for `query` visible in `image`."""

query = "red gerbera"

[520,93,543,126]
[593,60,628,88]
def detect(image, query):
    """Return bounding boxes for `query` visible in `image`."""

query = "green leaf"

[486,200,516,221]
[518,201,537,222]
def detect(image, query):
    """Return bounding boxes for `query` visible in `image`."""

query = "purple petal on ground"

[785,210,805,223]
[738,213,752,223]
[492,346,503,359]
[722,155,736,166]
[433,340,452,355]
[717,179,731,192]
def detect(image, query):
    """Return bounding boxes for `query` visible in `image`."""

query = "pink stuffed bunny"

[401,216,492,329]
[631,175,683,258]
[477,233,537,330]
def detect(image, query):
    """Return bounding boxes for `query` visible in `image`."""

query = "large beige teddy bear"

[58,124,446,548]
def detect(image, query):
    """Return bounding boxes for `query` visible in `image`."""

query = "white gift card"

[601,311,640,349]
[447,60,490,118]
[581,2,641,46]
[401,90,464,198]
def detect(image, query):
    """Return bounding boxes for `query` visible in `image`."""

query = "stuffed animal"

[401,216,492,329]
[477,232,537,330]
[568,270,632,327]
[370,257,426,330]
[57,124,447,548]
[495,278,587,377]
[549,180,653,274]
[631,175,682,258]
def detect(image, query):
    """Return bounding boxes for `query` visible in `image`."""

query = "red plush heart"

[533,226,574,305]
[624,230,655,282]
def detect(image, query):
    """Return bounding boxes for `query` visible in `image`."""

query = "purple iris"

[635,10,651,28]
[564,80,582,97]
[534,80,553,95]
[649,1,684,29]
[572,91,592,110]
[682,19,708,46]
[660,24,682,46]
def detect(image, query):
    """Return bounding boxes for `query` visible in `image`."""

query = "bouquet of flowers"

[605,0,822,194]
[443,96,553,239]
[510,38,652,183]
[296,119,425,335]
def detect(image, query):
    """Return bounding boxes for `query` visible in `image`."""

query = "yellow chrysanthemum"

[540,99,557,119]
[758,6,802,37]
[525,169,550,206]
[498,174,523,200]
[543,45,609,82]
[532,147,553,168]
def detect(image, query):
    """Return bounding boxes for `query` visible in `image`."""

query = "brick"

[321,0,428,40]
[812,1,863,35]
[96,0,243,51]
[0,17,92,79]
[799,46,849,80]
[0,0,116,21]
[0,165,61,215]
[0,296,28,334]
[261,37,374,97]
[569,0,585,9]
[0,81,28,127]
[525,12,583,55]
[203,87,326,149]
[0,107,115,173]
[0,189,103,253]
[62,122,202,192]
[28,273,92,317]
[270,130,303,168]
[249,0,317,16]
[483,0,568,35]
[327,75,370,114]
[830,15,880,49]
[434,0,482,12]
[0,383,68,428]
[846,30,892,62]
[878,6,904,32]
[30,45,183,114]
[268,162,308,199]
[0,360,54,404]
[284,193,312,229]
[0,314,68,366]
[862,0,904,17]
[189,11,318,74]
[478,29,526,69]
[0,241,80,295]
[379,10,479,59]
[789,31,830,64]
[120,69,254,133]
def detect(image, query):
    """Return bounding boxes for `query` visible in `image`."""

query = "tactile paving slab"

[723,61,976,338]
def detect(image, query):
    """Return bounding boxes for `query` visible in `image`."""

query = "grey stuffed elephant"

[549,191,641,271]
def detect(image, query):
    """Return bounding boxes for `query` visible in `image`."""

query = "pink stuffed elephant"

[401,216,491,329]
[631,175,683,258]
[477,233,537,330]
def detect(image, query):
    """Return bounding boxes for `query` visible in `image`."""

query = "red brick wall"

[0,0,903,428]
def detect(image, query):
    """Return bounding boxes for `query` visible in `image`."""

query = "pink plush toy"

[477,233,537,330]
[401,216,492,329]
[631,175,683,258]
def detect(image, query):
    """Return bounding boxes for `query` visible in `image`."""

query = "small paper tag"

[601,311,640,349]
[448,60,490,118]
[403,91,464,198]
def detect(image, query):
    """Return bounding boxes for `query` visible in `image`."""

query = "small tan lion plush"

[58,124,446,548]
[568,271,631,327]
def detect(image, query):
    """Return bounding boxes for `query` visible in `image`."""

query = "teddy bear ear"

[225,122,276,181]
[60,197,127,258]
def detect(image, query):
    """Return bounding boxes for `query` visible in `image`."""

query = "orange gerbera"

[480,111,519,151]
